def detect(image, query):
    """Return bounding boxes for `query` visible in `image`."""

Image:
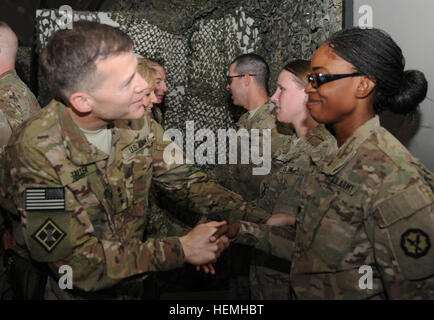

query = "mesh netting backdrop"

[35,0,342,170]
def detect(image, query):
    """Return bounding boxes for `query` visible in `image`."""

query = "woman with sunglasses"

[215,27,434,299]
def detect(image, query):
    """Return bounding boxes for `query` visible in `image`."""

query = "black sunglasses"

[226,74,257,84]
[307,72,364,88]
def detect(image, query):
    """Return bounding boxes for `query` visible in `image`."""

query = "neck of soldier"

[244,87,268,112]
[0,61,15,76]
[333,101,375,147]
[293,114,318,138]
[67,106,110,131]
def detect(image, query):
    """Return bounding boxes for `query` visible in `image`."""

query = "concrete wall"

[352,0,434,171]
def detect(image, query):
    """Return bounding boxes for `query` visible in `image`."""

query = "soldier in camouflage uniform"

[0,21,40,153]
[0,21,272,300]
[211,53,294,202]
[208,53,293,298]
[216,27,434,299]
[136,58,190,239]
[0,21,40,300]
[249,60,337,300]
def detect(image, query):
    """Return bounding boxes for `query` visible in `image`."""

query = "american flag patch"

[25,188,65,211]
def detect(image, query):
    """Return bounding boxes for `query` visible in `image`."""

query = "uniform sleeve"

[4,138,185,292]
[145,195,191,237]
[368,181,434,299]
[233,221,296,261]
[0,110,12,154]
[150,120,271,224]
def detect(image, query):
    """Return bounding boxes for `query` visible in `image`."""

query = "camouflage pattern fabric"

[0,70,40,153]
[210,101,295,201]
[0,69,40,299]
[151,106,164,126]
[236,116,434,299]
[257,124,337,215]
[209,100,294,299]
[0,99,271,299]
[250,124,337,300]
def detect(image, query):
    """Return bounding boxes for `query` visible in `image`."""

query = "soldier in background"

[136,58,191,240]
[209,53,294,299]
[211,53,294,202]
[0,21,40,300]
[249,59,337,299]
[0,21,272,300]
[142,58,168,126]
[0,21,40,153]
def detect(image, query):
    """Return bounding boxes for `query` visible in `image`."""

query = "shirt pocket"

[296,174,365,270]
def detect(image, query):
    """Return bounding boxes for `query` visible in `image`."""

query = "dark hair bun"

[388,70,428,114]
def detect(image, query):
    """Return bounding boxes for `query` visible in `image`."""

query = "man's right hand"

[179,220,229,266]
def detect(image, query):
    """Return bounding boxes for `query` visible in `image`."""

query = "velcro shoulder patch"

[23,187,72,263]
[375,184,434,280]
[376,184,431,227]
[25,187,65,211]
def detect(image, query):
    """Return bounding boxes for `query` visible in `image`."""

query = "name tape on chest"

[329,175,357,195]
[25,187,65,211]
[122,136,153,159]
[280,166,300,174]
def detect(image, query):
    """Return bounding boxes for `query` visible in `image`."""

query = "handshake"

[179,214,295,275]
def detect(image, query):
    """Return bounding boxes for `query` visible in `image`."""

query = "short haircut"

[230,53,270,90]
[39,21,133,103]
[137,58,156,86]
[282,59,311,88]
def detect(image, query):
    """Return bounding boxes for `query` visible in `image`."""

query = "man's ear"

[69,92,92,113]
[356,76,375,99]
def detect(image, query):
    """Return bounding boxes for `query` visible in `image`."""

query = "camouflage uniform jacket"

[211,101,294,201]
[249,124,336,300]
[236,116,434,299]
[236,100,294,157]
[257,124,337,215]
[0,99,271,297]
[0,70,40,153]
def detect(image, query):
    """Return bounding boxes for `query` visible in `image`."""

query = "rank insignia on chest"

[32,218,66,252]
[25,187,65,211]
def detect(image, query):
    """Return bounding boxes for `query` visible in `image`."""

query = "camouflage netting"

[35,0,342,170]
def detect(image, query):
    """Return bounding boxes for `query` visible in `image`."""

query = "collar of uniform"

[314,116,379,175]
[114,116,151,154]
[237,100,274,129]
[276,124,335,163]
[55,100,113,165]
[0,69,17,81]
[305,124,337,163]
